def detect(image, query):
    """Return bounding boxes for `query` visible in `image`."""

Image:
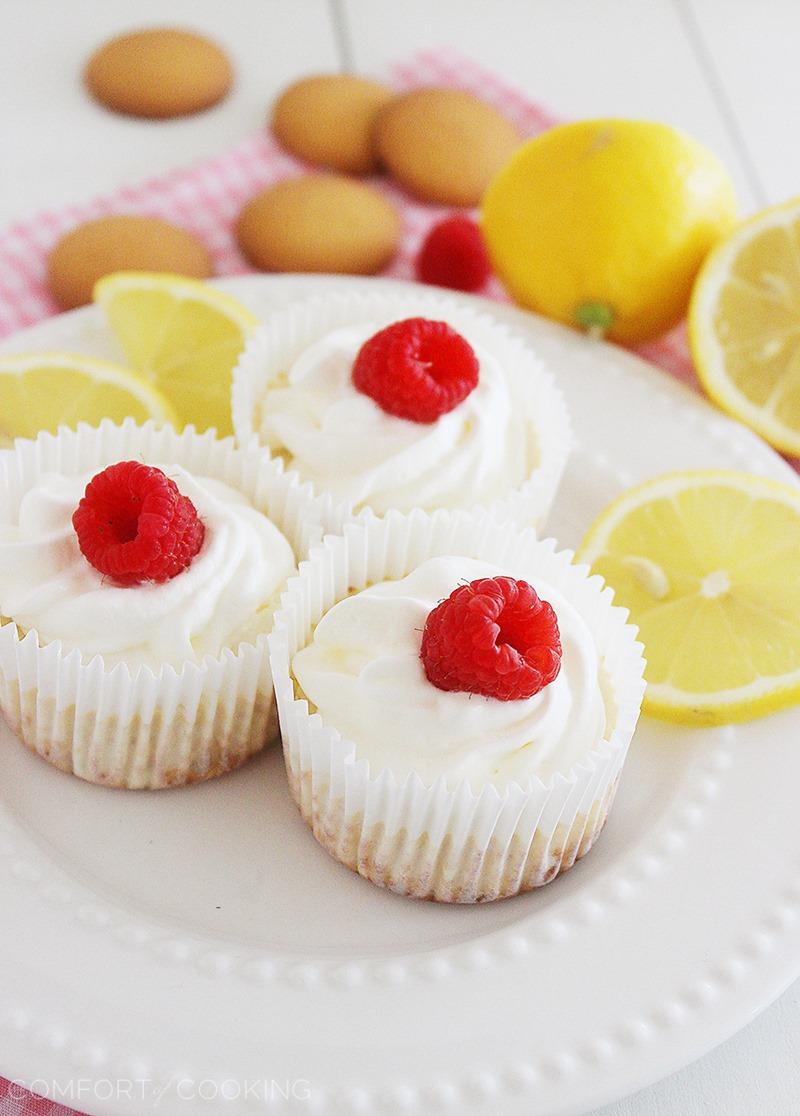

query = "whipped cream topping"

[0,466,296,671]
[293,556,607,789]
[257,324,535,514]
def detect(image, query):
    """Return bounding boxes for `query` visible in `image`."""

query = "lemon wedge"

[0,350,176,444]
[577,469,800,725]
[94,272,258,437]
[690,197,800,455]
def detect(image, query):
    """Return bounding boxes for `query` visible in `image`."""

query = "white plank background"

[0,1,799,1113]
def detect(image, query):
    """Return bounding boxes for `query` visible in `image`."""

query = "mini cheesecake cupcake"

[269,511,645,903]
[0,419,326,789]
[232,289,571,528]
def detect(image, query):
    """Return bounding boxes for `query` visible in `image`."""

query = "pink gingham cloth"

[0,49,698,1116]
[0,49,696,388]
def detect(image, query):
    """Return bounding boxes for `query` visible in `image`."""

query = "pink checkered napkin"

[0,1084,77,1116]
[0,48,696,388]
[0,48,701,1116]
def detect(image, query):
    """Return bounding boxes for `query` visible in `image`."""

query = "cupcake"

[269,511,646,903]
[0,419,326,789]
[232,288,571,529]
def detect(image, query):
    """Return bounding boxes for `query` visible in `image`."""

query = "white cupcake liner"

[269,510,646,903]
[231,288,572,532]
[0,418,329,790]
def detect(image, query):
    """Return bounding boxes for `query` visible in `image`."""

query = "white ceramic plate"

[1,275,799,1116]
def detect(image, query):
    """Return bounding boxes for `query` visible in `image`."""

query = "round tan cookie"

[373,88,521,206]
[235,176,400,275]
[272,74,394,175]
[47,215,213,309]
[84,27,233,119]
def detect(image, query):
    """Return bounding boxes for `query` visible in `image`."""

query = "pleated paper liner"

[269,509,646,903]
[0,419,329,789]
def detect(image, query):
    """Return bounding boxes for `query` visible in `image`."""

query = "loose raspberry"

[415,215,492,293]
[352,317,479,423]
[72,461,205,586]
[420,576,562,701]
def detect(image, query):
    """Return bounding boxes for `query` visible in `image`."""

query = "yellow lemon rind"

[643,674,800,726]
[482,118,736,345]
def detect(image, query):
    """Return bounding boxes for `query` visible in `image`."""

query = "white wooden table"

[1,2,798,1113]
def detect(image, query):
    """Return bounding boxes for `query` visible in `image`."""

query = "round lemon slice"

[690,197,800,455]
[0,351,177,445]
[577,469,800,725]
[94,272,258,438]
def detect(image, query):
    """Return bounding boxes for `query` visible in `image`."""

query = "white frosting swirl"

[257,324,534,513]
[293,557,607,789]
[0,466,296,671]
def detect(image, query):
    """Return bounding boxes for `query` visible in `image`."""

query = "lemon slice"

[94,272,258,438]
[690,198,800,455]
[577,470,800,725]
[0,351,177,444]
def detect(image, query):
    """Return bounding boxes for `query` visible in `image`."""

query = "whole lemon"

[481,119,737,343]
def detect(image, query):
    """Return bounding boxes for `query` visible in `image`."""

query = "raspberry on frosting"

[415,215,492,293]
[72,461,205,586]
[420,576,562,701]
[352,317,479,423]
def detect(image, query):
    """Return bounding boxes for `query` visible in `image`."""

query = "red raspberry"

[415,215,492,293]
[420,576,562,701]
[72,461,205,586]
[352,317,479,423]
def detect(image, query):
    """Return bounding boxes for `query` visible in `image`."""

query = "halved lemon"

[0,351,177,445]
[690,197,800,455]
[577,469,800,725]
[94,272,258,438]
